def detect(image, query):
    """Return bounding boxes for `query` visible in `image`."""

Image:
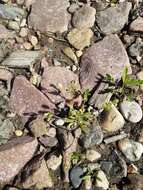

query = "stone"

[28,0,70,33]
[100,104,125,132]
[9,76,55,120]
[29,117,48,137]
[0,24,14,39]
[70,166,84,189]
[39,136,58,147]
[96,2,132,34]
[1,50,43,68]
[19,27,28,37]
[29,35,38,46]
[0,136,38,184]
[130,17,143,32]
[0,4,25,20]
[0,119,15,145]
[86,149,101,162]
[80,34,131,91]
[15,129,23,137]
[47,127,56,138]
[119,101,143,123]
[95,170,109,190]
[63,47,78,64]
[23,42,33,50]
[128,40,143,58]
[41,66,81,104]
[67,28,93,50]
[47,154,62,171]
[72,5,96,28]
[0,68,13,82]
[8,21,20,31]
[22,160,53,189]
[118,138,143,161]
[55,119,65,126]
[137,70,143,91]
[83,121,103,148]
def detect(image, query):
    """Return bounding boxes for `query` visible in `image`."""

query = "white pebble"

[55,119,65,126]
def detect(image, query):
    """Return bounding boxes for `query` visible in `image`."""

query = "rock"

[80,34,131,91]
[29,117,48,137]
[119,101,143,123]
[0,119,15,145]
[22,160,53,189]
[0,24,14,39]
[100,104,125,132]
[95,170,109,190]
[86,149,101,162]
[0,136,38,184]
[137,70,143,91]
[23,42,33,50]
[84,175,92,190]
[15,129,23,137]
[128,39,143,58]
[123,174,143,190]
[8,21,20,31]
[39,136,58,147]
[1,50,43,68]
[130,17,143,32]
[63,47,78,64]
[67,28,93,50]
[47,127,56,138]
[53,59,61,66]
[0,4,25,20]
[28,0,70,33]
[41,66,81,104]
[0,68,13,83]
[47,154,62,171]
[70,166,84,189]
[118,138,143,161]
[83,121,103,148]
[9,76,55,120]
[55,118,65,126]
[19,27,28,37]
[96,2,132,34]
[72,5,96,28]
[29,35,38,46]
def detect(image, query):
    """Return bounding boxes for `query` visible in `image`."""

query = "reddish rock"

[0,136,38,184]
[41,66,81,104]
[9,76,55,119]
[28,0,70,33]
[80,34,132,91]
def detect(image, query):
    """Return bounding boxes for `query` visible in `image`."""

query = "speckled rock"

[118,138,143,161]
[29,0,70,33]
[96,2,132,34]
[130,17,143,32]
[0,136,38,184]
[67,28,93,50]
[41,66,81,104]
[47,154,62,171]
[95,170,109,190]
[9,76,55,120]
[80,34,131,91]
[72,5,96,28]
[119,101,143,123]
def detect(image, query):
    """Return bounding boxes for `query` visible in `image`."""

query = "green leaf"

[122,66,128,84]
[105,74,115,82]
[125,78,143,86]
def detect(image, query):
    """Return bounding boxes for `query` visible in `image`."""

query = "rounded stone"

[95,170,109,190]
[86,149,101,162]
[70,166,84,188]
[119,101,143,123]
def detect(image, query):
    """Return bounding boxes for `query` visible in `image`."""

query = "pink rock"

[0,136,38,184]
[80,34,132,91]
[41,66,81,104]
[9,75,55,119]
[28,0,70,33]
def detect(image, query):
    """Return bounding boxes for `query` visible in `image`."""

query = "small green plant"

[66,80,78,97]
[83,89,91,103]
[70,152,81,165]
[103,66,143,101]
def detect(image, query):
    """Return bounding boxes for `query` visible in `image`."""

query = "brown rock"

[123,174,143,190]
[28,0,70,33]
[0,136,38,184]
[0,24,14,39]
[9,76,55,120]
[80,34,131,91]
[41,66,81,104]
[130,17,143,32]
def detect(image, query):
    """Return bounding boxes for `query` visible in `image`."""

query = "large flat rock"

[28,0,70,33]
[96,2,132,34]
[0,136,38,184]
[9,76,55,119]
[80,34,131,91]
[41,66,81,104]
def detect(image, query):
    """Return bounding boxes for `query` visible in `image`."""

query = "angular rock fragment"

[9,76,55,120]
[80,34,131,91]
[130,17,143,32]
[1,51,43,68]
[0,136,38,184]
[29,0,70,33]
[96,2,132,34]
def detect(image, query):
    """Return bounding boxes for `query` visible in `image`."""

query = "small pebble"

[55,119,65,126]
[8,21,20,31]
[47,154,62,171]
[119,101,143,123]
[53,59,61,66]
[15,129,23,137]
[72,65,77,72]
[63,47,78,64]
[95,170,109,190]
[127,164,138,174]
[23,42,33,50]
[19,27,28,37]
[76,50,83,57]
[29,35,38,46]
[47,127,56,138]
[70,166,84,189]
[118,138,143,161]
[20,18,27,27]
[86,149,101,162]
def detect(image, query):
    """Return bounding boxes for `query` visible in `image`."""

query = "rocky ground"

[0,0,143,189]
